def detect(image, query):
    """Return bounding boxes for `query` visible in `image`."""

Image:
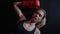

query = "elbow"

[40,18,46,28]
[41,22,46,27]
[13,2,18,7]
[42,22,46,27]
[13,2,17,7]
[42,18,46,26]
[13,2,21,7]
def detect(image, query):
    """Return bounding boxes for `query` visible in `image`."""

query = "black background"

[7,0,60,34]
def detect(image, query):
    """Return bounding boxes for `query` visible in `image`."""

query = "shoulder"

[34,27,41,34]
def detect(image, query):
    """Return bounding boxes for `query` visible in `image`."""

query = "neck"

[25,20,35,25]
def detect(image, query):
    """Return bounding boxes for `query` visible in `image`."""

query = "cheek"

[33,13,37,17]
[39,17,42,19]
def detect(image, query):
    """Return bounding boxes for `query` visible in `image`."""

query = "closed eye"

[36,12,42,17]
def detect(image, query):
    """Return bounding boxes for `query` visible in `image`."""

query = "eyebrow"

[36,11,42,17]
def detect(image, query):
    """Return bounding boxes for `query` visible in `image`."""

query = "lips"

[32,17,38,21]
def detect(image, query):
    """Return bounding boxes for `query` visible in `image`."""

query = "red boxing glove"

[22,0,40,8]
[34,0,40,8]
[22,1,33,8]
[22,1,29,7]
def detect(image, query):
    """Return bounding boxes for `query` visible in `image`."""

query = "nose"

[36,14,39,17]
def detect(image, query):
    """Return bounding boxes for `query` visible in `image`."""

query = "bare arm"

[13,2,26,21]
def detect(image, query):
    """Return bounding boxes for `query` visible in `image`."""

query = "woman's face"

[31,10,44,23]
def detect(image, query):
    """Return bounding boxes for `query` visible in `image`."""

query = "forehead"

[37,10,44,16]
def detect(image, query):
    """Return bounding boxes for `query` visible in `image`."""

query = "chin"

[32,20,37,23]
[31,18,37,23]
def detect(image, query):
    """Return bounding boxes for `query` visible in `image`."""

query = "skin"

[14,2,26,21]
[24,10,43,24]
[31,10,44,23]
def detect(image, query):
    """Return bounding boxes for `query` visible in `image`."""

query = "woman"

[13,0,46,34]
[15,9,46,34]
